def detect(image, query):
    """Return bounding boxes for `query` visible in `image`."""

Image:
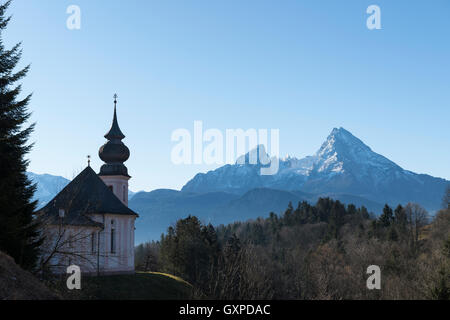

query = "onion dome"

[98,95,130,177]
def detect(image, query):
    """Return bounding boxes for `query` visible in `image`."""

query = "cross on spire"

[87,155,91,167]
[104,93,125,140]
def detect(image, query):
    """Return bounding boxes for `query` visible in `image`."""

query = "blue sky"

[5,0,450,191]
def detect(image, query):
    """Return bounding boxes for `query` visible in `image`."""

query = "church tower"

[98,95,131,206]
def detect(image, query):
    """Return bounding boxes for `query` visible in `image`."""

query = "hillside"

[0,251,59,300]
[138,202,450,299]
[55,271,193,300]
[0,250,192,300]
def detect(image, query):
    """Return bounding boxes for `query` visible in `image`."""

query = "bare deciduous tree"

[404,203,429,252]
[37,196,131,276]
[443,185,450,210]
[38,218,98,275]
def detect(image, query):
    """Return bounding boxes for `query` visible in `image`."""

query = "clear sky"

[5,0,450,191]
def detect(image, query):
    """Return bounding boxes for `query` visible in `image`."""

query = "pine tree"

[358,206,369,219]
[283,201,294,225]
[0,0,42,270]
[224,233,241,261]
[394,204,405,223]
[379,204,394,227]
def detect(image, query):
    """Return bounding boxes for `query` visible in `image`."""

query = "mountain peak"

[235,144,270,165]
[330,127,350,135]
[314,127,400,175]
[317,128,371,157]
[328,127,368,148]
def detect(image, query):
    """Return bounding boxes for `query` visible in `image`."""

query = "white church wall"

[90,213,136,274]
[99,175,130,206]
[40,225,100,274]
[40,213,136,275]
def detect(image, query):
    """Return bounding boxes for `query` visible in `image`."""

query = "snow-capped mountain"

[312,127,399,177]
[182,127,448,211]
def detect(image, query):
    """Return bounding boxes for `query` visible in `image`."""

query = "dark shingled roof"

[36,166,138,227]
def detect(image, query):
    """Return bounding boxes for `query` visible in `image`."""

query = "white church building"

[37,96,138,275]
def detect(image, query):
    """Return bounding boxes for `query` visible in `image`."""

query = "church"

[37,96,138,275]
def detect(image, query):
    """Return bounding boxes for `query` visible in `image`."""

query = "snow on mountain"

[312,127,400,177]
[182,127,448,211]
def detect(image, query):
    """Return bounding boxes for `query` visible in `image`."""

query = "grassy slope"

[57,271,193,300]
[0,251,60,300]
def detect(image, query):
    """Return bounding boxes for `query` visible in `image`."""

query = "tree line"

[136,196,450,299]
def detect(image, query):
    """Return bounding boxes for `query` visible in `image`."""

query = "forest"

[135,189,450,299]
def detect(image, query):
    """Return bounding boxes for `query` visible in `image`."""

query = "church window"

[68,233,73,248]
[123,186,126,201]
[91,232,96,253]
[108,185,113,192]
[111,221,116,254]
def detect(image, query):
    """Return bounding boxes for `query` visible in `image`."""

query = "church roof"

[104,105,125,140]
[99,96,130,177]
[36,166,138,227]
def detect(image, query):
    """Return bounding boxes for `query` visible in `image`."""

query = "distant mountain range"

[182,128,447,211]
[29,128,449,243]
[26,172,70,208]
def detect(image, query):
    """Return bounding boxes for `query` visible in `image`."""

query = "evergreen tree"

[358,206,370,219]
[0,0,42,270]
[347,204,357,216]
[379,204,394,227]
[283,201,294,225]
[326,200,346,240]
[224,233,241,261]
[394,204,405,223]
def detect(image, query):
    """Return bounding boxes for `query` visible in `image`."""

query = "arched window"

[108,185,113,192]
[123,186,126,202]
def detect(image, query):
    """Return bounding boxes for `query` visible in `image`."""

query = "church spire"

[104,94,125,141]
[98,94,130,177]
